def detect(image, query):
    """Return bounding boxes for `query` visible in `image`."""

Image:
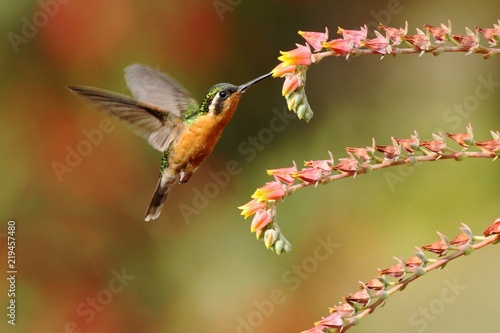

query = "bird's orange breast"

[169,94,242,174]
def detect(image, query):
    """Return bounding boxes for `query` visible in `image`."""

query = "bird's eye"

[218,91,228,99]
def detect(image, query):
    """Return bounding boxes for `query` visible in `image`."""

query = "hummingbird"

[68,64,271,221]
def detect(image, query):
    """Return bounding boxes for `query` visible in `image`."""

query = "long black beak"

[237,72,272,92]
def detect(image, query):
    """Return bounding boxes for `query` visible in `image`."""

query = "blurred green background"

[1,0,499,332]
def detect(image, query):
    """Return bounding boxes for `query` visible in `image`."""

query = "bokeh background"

[1,0,499,332]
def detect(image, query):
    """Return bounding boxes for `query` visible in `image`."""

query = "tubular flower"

[379,23,407,44]
[332,157,359,173]
[405,256,424,268]
[271,62,297,78]
[331,303,355,316]
[422,239,448,256]
[394,136,420,154]
[299,28,329,52]
[365,278,385,290]
[338,25,367,47]
[476,25,500,46]
[423,23,451,43]
[292,167,324,184]
[475,131,500,153]
[282,74,301,96]
[475,140,500,153]
[378,138,400,158]
[452,29,479,53]
[379,261,406,279]
[251,181,286,202]
[322,38,351,56]
[277,43,313,67]
[250,209,272,233]
[346,147,373,161]
[314,313,344,330]
[238,199,267,219]
[346,288,370,306]
[450,233,471,245]
[483,218,500,236]
[304,155,334,172]
[404,29,431,52]
[446,132,473,148]
[375,143,400,160]
[420,133,447,154]
[361,31,392,55]
[267,163,297,184]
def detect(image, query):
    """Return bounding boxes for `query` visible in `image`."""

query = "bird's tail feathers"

[144,177,174,221]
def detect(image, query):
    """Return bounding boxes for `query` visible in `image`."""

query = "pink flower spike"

[238,199,267,219]
[361,31,392,55]
[322,38,351,56]
[299,27,329,51]
[250,209,272,233]
[267,163,298,184]
[277,43,312,67]
[338,25,367,47]
[251,181,286,202]
[282,74,301,96]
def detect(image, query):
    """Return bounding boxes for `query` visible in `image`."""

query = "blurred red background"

[1,1,499,332]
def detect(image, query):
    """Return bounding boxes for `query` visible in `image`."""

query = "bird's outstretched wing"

[124,64,199,118]
[67,86,183,152]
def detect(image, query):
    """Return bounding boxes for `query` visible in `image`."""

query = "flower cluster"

[239,181,292,254]
[302,219,500,333]
[239,125,499,254]
[272,20,500,121]
[272,39,322,121]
